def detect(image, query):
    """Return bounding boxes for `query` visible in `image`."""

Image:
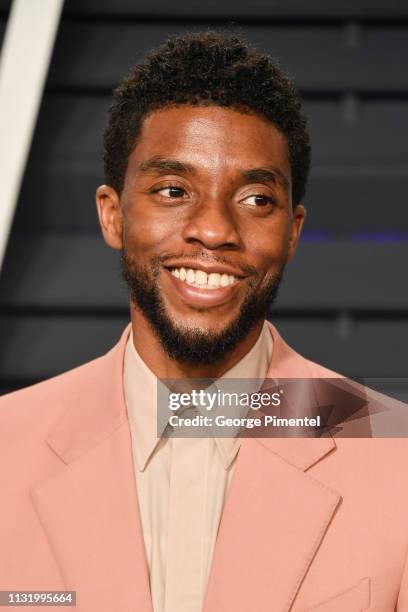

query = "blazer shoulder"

[304,356,345,379]
[0,351,113,446]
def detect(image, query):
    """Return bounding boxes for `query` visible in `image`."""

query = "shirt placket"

[164,433,207,612]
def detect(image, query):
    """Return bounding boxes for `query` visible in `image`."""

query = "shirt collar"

[124,320,273,472]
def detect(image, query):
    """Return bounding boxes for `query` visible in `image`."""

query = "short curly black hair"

[103,30,311,206]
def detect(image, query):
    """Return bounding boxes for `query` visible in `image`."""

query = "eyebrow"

[242,167,290,191]
[137,156,195,175]
[137,156,290,191]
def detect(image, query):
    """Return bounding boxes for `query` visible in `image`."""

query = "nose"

[181,198,242,250]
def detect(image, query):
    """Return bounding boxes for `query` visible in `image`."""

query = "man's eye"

[157,186,186,198]
[242,194,274,207]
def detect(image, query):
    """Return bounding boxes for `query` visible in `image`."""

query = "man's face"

[98,105,305,364]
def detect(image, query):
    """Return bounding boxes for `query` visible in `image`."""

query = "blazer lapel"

[203,437,340,612]
[203,322,342,612]
[30,325,153,612]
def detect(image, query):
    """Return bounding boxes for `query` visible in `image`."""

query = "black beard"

[121,251,284,366]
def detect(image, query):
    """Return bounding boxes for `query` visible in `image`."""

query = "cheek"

[123,211,174,255]
[248,234,290,273]
[245,212,292,261]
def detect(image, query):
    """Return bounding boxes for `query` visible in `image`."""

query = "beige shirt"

[124,321,273,612]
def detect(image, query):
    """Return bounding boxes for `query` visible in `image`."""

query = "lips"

[163,267,244,308]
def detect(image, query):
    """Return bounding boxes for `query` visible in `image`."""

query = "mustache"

[156,251,258,277]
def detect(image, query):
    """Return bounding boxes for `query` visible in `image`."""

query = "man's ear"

[95,185,123,250]
[287,203,306,261]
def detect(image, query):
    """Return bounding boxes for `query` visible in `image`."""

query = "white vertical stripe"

[0,0,63,271]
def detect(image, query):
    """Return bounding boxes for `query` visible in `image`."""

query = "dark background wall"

[0,0,407,393]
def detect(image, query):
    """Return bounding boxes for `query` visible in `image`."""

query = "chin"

[170,311,236,334]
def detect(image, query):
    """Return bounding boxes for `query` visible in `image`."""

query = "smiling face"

[97,105,305,367]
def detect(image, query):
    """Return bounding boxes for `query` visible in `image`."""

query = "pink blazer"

[1,322,408,611]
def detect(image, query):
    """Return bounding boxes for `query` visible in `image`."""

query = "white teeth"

[208,273,221,288]
[170,267,238,289]
[220,273,229,287]
[195,270,208,286]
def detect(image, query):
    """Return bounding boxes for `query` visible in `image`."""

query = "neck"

[130,307,265,379]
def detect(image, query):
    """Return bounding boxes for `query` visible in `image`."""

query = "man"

[1,31,408,612]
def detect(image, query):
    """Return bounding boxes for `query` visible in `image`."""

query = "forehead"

[128,105,291,177]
